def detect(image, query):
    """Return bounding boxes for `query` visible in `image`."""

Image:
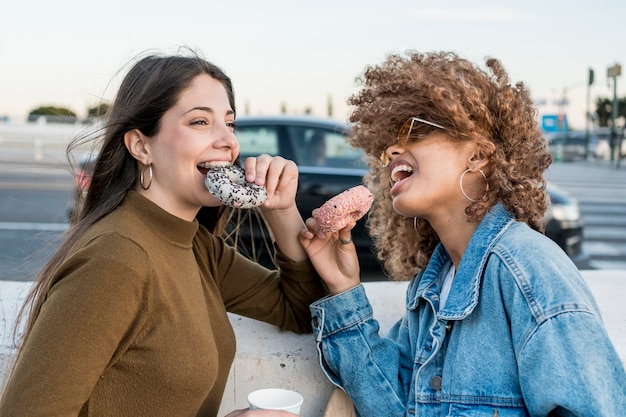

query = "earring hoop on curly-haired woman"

[413,217,429,237]
[459,168,488,202]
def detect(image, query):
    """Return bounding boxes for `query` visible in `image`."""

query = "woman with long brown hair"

[1,50,324,416]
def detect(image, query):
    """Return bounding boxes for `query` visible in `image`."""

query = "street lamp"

[585,68,594,159]
[607,64,621,164]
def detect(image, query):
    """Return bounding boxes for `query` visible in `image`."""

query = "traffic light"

[588,68,595,86]
[555,114,569,131]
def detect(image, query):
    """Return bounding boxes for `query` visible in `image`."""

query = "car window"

[286,126,366,168]
[235,125,280,158]
[566,136,585,145]
[549,136,565,145]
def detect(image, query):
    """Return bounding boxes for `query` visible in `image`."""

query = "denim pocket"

[448,404,529,417]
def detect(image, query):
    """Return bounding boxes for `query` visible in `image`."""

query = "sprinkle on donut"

[313,185,374,234]
[204,164,267,208]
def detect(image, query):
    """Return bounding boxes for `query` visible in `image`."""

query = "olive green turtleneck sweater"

[1,191,326,417]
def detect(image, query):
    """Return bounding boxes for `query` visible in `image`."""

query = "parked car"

[66,153,96,223]
[68,115,588,272]
[226,116,378,270]
[545,130,600,162]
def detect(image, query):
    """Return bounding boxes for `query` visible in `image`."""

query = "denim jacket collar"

[408,203,515,319]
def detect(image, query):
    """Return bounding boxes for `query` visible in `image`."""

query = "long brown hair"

[11,51,236,365]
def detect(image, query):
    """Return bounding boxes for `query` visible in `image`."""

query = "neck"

[429,212,477,270]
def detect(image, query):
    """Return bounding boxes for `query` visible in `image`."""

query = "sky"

[1,0,625,130]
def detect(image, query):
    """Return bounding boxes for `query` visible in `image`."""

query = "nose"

[381,143,403,166]
[216,122,239,149]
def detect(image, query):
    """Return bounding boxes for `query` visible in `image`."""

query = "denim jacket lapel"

[408,204,516,319]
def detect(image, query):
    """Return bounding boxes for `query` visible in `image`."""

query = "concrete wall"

[0,270,624,416]
[0,120,98,161]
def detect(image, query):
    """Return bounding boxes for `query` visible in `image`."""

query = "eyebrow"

[184,106,235,116]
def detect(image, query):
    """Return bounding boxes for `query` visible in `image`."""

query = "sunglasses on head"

[380,117,466,166]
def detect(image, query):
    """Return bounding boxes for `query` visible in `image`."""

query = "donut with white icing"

[205,164,267,208]
[313,185,373,234]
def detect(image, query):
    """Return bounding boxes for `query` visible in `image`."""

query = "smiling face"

[136,73,239,220]
[385,132,479,221]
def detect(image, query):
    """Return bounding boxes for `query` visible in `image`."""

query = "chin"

[391,202,411,218]
[195,190,219,208]
[392,200,425,220]
[201,198,222,208]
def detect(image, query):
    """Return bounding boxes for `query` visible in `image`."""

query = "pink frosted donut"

[313,185,374,234]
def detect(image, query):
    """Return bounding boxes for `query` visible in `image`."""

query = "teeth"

[391,164,414,183]
[198,161,229,169]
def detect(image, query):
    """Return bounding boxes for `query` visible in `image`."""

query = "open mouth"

[390,164,414,185]
[197,161,229,176]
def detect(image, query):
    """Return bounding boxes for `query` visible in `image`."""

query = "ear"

[467,150,489,172]
[124,129,150,165]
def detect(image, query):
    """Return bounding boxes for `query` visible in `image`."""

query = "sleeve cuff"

[273,243,319,282]
[310,284,373,341]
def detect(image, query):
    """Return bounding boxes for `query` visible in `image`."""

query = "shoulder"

[73,222,151,271]
[58,228,152,299]
[484,223,599,321]
[492,221,578,279]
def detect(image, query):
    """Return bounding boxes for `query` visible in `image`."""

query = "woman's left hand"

[243,155,298,211]
[299,217,361,295]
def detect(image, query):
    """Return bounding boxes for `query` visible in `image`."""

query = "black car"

[229,115,587,272]
[68,115,587,273]
[228,116,378,270]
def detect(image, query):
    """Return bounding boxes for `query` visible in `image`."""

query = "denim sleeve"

[310,285,411,417]
[518,309,626,416]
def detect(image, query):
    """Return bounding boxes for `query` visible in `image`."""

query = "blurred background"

[1,0,625,129]
[1,0,626,281]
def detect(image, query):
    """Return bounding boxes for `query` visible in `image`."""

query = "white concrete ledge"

[0,271,624,417]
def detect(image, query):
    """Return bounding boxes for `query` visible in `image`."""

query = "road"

[1,153,625,281]
[0,158,73,281]
[545,159,626,270]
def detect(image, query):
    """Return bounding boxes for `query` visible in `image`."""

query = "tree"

[28,105,77,123]
[594,97,626,127]
[86,102,110,119]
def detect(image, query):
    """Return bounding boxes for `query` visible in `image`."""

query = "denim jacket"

[310,204,626,417]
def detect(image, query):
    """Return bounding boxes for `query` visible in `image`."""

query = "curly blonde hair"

[348,51,552,280]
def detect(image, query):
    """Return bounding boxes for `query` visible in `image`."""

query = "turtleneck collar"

[122,191,200,247]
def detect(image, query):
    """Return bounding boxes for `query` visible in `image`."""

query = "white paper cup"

[247,388,303,414]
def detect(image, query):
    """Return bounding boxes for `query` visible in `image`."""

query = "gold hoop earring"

[459,168,488,202]
[140,164,153,190]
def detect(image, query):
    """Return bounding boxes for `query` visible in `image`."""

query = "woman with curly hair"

[300,51,626,416]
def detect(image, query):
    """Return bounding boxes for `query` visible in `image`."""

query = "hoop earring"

[459,168,488,202]
[413,217,428,237]
[140,164,153,190]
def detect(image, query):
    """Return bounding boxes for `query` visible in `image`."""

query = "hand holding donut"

[204,155,298,211]
[205,154,307,262]
[204,164,267,208]
[313,185,373,235]
[242,154,299,211]
[299,185,373,294]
